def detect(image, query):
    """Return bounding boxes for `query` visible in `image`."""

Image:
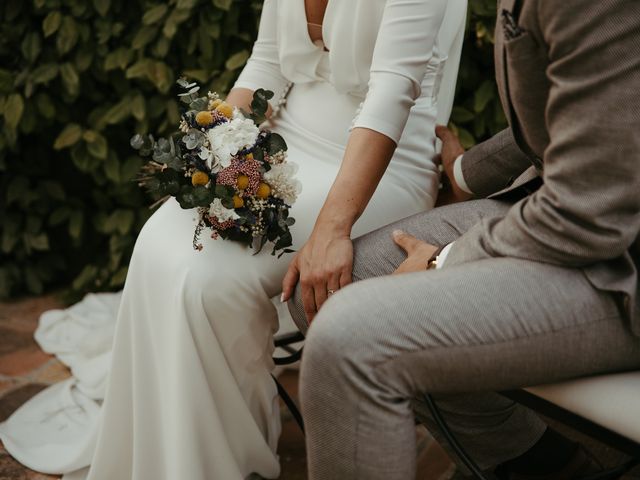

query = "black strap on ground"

[424,394,493,479]
[273,374,305,434]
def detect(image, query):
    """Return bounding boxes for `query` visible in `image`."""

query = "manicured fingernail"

[280,293,285,303]
[392,229,403,237]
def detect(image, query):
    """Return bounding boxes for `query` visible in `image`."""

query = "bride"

[1,0,466,478]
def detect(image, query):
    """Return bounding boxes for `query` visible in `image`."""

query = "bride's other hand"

[435,125,472,204]
[282,227,353,322]
[225,87,274,118]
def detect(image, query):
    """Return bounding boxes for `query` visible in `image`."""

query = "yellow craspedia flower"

[233,195,245,209]
[191,171,209,186]
[236,174,249,190]
[210,99,222,109]
[245,153,253,160]
[256,182,271,199]
[195,111,213,126]
[215,102,234,119]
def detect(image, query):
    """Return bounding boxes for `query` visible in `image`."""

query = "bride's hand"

[281,227,353,322]
[281,127,395,321]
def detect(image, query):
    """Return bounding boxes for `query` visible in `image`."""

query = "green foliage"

[0,0,502,300]
[0,0,262,300]
[451,0,506,149]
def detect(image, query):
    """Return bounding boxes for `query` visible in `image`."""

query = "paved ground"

[0,295,455,480]
[1,295,638,480]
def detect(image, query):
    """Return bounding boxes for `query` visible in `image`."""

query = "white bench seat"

[525,372,640,444]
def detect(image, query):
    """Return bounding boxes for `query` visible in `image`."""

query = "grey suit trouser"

[288,199,640,480]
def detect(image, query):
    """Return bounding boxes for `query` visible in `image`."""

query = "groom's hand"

[435,125,472,204]
[392,230,439,275]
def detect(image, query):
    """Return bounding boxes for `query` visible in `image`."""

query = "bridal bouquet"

[131,79,300,256]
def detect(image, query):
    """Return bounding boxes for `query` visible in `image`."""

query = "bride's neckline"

[305,0,330,52]
[307,22,329,51]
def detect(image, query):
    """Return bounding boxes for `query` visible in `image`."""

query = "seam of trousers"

[368,313,622,394]
[355,393,362,478]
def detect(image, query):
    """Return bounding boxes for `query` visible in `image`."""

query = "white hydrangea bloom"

[206,117,259,169]
[209,198,240,222]
[263,162,302,205]
[232,107,245,120]
[198,146,222,173]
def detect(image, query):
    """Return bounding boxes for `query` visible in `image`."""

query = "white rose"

[209,198,240,223]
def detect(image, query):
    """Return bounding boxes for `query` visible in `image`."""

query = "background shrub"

[0,0,503,301]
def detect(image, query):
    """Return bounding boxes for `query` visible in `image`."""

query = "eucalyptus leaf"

[130,133,145,150]
[183,129,205,150]
[266,133,287,155]
[214,184,234,201]
[189,97,208,111]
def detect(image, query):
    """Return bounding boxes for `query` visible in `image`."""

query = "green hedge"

[0,0,503,301]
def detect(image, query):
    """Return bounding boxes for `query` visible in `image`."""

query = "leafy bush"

[453,0,505,148]
[0,0,503,300]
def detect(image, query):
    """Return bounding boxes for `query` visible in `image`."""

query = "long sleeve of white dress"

[233,0,290,106]
[352,0,448,144]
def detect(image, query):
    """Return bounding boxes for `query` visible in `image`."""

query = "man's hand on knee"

[392,230,439,275]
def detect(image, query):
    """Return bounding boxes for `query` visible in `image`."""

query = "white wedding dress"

[0,1,467,478]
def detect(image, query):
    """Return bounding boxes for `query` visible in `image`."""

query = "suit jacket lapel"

[494,3,513,130]
[494,0,544,170]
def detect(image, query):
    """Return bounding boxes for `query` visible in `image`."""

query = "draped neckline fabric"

[278,0,384,95]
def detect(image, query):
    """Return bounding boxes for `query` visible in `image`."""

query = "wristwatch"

[426,246,445,270]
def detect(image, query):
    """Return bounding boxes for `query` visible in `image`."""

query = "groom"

[289,0,640,478]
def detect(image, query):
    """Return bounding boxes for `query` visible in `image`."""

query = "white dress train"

[0,0,467,478]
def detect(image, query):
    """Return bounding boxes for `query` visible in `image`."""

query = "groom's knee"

[287,285,309,335]
[301,286,373,380]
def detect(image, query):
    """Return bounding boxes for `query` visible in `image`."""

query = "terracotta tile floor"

[0,295,455,480]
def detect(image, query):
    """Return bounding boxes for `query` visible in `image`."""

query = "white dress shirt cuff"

[453,154,473,195]
[435,242,454,269]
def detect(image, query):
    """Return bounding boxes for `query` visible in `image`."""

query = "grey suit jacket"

[445,0,640,335]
